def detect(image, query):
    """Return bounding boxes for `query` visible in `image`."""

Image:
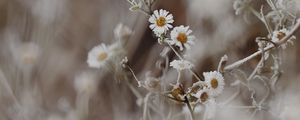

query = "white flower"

[143,76,161,92]
[195,89,212,104]
[114,23,132,40]
[87,43,112,69]
[74,71,98,95]
[272,28,288,42]
[271,28,294,49]
[170,60,194,71]
[169,25,195,51]
[203,71,225,96]
[149,9,174,34]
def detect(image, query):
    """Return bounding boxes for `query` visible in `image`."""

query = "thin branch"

[184,96,194,120]
[224,19,300,71]
[167,42,203,81]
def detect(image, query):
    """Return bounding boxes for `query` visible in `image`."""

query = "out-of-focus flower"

[271,28,295,49]
[276,0,300,12]
[120,57,128,68]
[127,0,142,11]
[169,25,195,51]
[143,76,161,92]
[87,43,112,69]
[170,59,194,71]
[74,71,98,95]
[149,9,174,35]
[233,0,251,15]
[114,23,133,41]
[203,71,225,96]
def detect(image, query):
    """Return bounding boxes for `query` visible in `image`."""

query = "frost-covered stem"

[247,56,264,81]
[126,65,141,87]
[223,105,256,109]
[143,93,152,120]
[75,93,90,119]
[126,81,160,115]
[224,19,300,71]
[139,8,151,16]
[224,45,272,71]
[255,76,270,106]
[167,42,202,81]
[167,42,184,60]
[249,7,262,21]
[189,69,203,81]
[217,55,228,73]
[184,96,194,120]
[126,80,144,98]
[0,69,21,107]
[266,0,277,11]
[203,105,208,120]
[176,70,182,84]
[249,109,258,120]
[260,6,273,34]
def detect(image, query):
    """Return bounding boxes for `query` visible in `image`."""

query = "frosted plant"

[203,71,225,97]
[0,0,300,120]
[169,26,195,51]
[87,43,112,69]
[149,9,174,35]
[122,0,300,120]
[170,59,194,71]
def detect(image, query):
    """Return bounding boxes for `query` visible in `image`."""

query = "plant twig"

[224,19,300,71]
[184,96,194,120]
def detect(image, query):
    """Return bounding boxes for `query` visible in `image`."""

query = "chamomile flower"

[87,43,112,69]
[195,89,212,104]
[149,9,174,35]
[170,59,194,71]
[272,28,288,42]
[271,28,294,49]
[203,71,225,96]
[169,25,195,51]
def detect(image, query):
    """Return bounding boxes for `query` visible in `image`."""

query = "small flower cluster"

[149,9,195,51]
[169,71,225,105]
[87,24,131,70]
[124,0,300,119]
[147,9,225,108]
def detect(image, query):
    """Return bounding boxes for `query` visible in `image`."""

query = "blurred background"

[0,0,299,119]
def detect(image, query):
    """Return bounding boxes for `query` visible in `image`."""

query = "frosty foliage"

[0,0,299,120]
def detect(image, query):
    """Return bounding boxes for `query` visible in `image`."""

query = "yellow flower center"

[277,31,286,40]
[97,52,108,61]
[177,33,188,44]
[200,92,208,103]
[211,78,218,89]
[156,17,166,27]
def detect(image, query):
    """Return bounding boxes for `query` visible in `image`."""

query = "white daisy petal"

[170,25,195,51]
[148,9,174,35]
[203,71,225,96]
[170,60,194,71]
[87,43,112,69]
